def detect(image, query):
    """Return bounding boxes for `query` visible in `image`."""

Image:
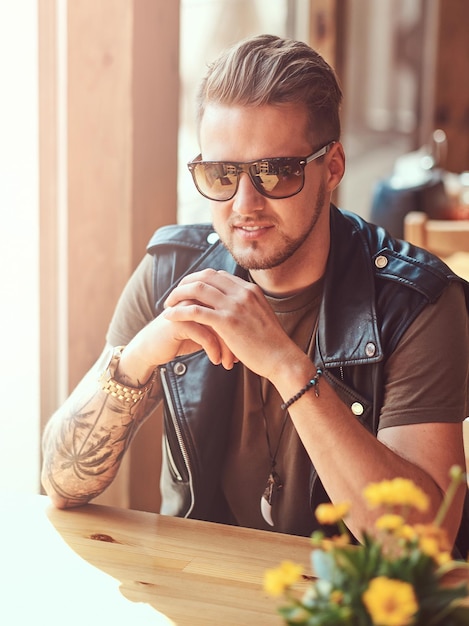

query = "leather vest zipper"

[163,434,183,482]
[160,366,195,516]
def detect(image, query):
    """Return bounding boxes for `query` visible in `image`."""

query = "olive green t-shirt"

[220,280,323,535]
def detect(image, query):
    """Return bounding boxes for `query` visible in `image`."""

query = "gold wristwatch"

[100,346,151,404]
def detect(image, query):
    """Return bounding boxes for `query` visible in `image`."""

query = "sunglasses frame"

[187,141,335,201]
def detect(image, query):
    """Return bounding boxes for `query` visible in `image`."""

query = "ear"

[325,141,345,192]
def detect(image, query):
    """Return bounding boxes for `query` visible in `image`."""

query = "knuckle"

[194,281,209,297]
[200,268,217,279]
[240,283,260,305]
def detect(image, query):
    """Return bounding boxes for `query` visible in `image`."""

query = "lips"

[231,224,274,243]
[232,221,275,231]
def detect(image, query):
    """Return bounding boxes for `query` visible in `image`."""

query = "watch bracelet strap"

[100,375,149,404]
[100,346,154,404]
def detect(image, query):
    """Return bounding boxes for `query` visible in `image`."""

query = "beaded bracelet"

[280,368,323,411]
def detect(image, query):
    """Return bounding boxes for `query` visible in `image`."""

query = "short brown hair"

[196,34,342,147]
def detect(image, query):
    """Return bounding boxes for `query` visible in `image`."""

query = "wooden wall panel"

[66,1,180,389]
[434,0,469,172]
[131,0,180,268]
[67,1,134,386]
[39,1,179,509]
[308,0,347,84]
[308,0,347,206]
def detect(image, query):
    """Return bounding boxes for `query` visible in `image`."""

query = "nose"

[231,172,265,214]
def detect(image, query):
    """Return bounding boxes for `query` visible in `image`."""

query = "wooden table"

[2,495,468,626]
[1,495,312,626]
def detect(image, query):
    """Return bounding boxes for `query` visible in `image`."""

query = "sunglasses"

[187,142,335,201]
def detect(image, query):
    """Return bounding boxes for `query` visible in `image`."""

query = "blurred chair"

[404,211,469,258]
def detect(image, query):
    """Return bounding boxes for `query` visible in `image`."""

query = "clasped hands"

[158,269,297,380]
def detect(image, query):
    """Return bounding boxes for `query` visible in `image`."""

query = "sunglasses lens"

[191,162,238,201]
[251,159,304,198]
[189,157,305,201]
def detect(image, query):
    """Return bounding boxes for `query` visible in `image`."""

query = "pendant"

[260,471,283,527]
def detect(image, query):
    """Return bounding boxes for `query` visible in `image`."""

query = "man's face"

[199,102,336,272]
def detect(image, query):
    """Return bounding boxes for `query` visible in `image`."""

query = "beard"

[220,181,327,271]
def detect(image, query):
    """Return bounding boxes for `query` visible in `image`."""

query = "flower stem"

[433,466,466,528]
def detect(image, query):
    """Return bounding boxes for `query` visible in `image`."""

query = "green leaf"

[311,550,336,582]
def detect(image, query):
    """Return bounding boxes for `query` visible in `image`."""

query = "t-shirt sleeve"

[378,281,469,429]
[106,253,156,346]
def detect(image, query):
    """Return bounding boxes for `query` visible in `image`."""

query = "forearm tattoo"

[43,383,160,504]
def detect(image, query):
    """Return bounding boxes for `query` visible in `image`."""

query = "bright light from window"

[0,2,40,493]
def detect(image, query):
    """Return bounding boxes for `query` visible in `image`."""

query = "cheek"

[279,199,307,227]
[210,202,230,230]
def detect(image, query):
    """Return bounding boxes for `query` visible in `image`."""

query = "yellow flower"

[375,514,405,532]
[396,524,417,541]
[435,551,452,566]
[362,576,418,626]
[330,589,344,605]
[419,536,440,558]
[318,533,351,552]
[413,523,451,563]
[315,501,351,525]
[413,524,450,549]
[263,560,303,597]
[363,478,429,512]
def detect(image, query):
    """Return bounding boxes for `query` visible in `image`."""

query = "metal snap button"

[365,342,376,357]
[375,255,388,269]
[173,362,187,376]
[207,232,219,244]
[351,402,364,416]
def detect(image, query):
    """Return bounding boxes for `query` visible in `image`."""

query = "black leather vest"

[147,206,469,555]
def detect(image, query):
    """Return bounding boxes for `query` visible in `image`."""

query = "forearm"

[41,306,226,509]
[41,353,161,509]
[295,393,444,534]
[272,357,466,543]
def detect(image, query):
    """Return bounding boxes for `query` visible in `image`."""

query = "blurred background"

[2,0,468,507]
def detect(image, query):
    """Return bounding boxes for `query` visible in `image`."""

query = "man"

[42,34,469,555]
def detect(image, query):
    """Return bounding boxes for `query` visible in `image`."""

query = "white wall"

[0,2,40,493]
